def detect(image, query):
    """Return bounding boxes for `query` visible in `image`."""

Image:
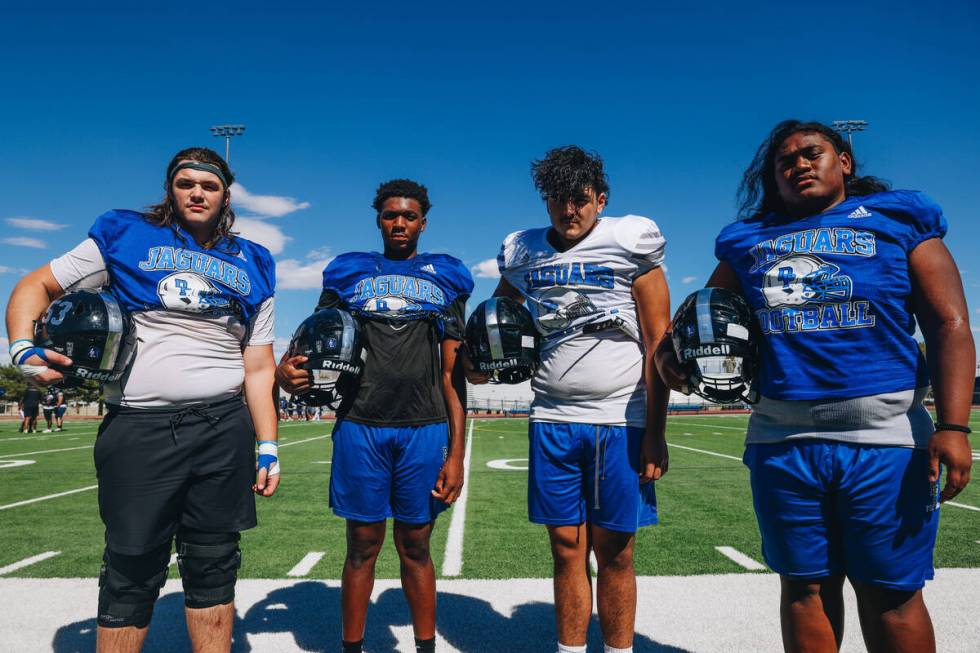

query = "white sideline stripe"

[0,551,61,575]
[715,546,766,571]
[0,445,93,458]
[670,421,744,431]
[0,485,98,511]
[670,443,742,462]
[287,552,325,577]
[947,501,980,513]
[441,420,474,577]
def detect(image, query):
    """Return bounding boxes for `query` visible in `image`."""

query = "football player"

[657,120,973,652]
[5,147,279,652]
[276,179,474,653]
[54,387,67,431]
[41,387,56,432]
[466,146,671,653]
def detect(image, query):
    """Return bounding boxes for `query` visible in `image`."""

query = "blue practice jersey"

[321,251,473,330]
[89,210,275,324]
[715,190,946,401]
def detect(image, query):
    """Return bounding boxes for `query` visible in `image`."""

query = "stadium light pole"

[831,119,868,147]
[209,124,246,163]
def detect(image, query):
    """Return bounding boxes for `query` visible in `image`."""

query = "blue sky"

[1,1,978,367]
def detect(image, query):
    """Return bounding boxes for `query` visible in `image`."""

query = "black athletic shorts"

[94,396,258,555]
[23,405,38,418]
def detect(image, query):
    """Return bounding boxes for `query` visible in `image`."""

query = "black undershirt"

[316,289,466,426]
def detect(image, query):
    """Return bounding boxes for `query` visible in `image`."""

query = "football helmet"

[34,289,133,384]
[762,255,852,307]
[287,308,365,407]
[465,297,540,384]
[671,287,758,404]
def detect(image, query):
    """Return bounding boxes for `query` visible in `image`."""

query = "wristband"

[257,440,280,476]
[934,422,972,434]
[10,339,50,378]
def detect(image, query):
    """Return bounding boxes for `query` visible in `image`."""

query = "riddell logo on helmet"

[321,360,361,374]
[73,367,119,382]
[479,358,518,371]
[683,344,731,358]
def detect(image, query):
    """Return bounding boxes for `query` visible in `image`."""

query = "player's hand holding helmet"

[12,289,132,386]
[464,297,540,384]
[285,308,365,407]
[669,287,758,404]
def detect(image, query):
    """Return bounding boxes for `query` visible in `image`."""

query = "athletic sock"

[558,644,587,653]
[415,637,436,652]
[341,639,363,653]
[605,646,633,653]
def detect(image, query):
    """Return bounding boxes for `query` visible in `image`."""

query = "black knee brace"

[176,528,241,609]
[97,543,171,628]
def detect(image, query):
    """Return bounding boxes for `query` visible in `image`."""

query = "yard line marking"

[670,443,742,462]
[715,546,766,571]
[0,551,61,575]
[287,552,325,577]
[442,419,474,577]
[169,554,178,567]
[278,435,329,448]
[0,445,93,458]
[947,501,980,513]
[669,421,744,431]
[0,485,98,511]
[589,551,598,576]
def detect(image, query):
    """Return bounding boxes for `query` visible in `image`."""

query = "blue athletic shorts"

[329,419,450,524]
[744,441,940,591]
[528,421,657,532]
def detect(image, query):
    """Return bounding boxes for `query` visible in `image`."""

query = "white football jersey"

[497,215,665,425]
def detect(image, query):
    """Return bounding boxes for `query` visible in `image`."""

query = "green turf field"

[1,412,978,579]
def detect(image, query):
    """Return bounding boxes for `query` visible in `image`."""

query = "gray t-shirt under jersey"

[746,387,934,449]
[50,238,275,408]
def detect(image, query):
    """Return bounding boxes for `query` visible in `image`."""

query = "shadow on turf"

[52,582,691,652]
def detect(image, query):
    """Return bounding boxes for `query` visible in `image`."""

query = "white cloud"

[2,236,46,249]
[0,336,8,365]
[231,183,310,218]
[5,217,67,231]
[682,276,697,284]
[306,246,332,260]
[0,265,29,275]
[276,256,333,290]
[471,258,500,279]
[273,336,292,362]
[234,218,289,255]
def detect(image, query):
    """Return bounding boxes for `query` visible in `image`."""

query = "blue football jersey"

[322,251,474,327]
[715,191,946,401]
[88,209,275,323]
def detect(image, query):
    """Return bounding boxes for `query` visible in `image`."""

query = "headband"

[169,161,229,189]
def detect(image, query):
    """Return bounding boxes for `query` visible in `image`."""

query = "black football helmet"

[287,308,365,407]
[465,297,540,384]
[671,287,758,404]
[34,289,132,384]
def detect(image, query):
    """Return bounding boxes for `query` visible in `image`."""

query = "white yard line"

[0,485,98,511]
[286,552,325,577]
[669,421,745,431]
[0,445,93,458]
[670,443,743,462]
[947,501,980,513]
[589,551,598,575]
[715,546,767,571]
[441,419,474,577]
[169,553,178,567]
[0,551,61,575]
[278,434,329,448]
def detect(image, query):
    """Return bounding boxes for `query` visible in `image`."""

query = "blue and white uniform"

[498,216,665,531]
[715,190,946,589]
[320,251,474,524]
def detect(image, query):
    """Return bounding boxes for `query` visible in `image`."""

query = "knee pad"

[176,528,241,609]
[97,543,171,628]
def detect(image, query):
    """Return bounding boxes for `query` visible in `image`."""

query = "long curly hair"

[531,145,610,204]
[144,147,238,249]
[736,120,889,220]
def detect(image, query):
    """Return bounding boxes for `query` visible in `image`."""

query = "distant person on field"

[54,387,67,430]
[41,387,56,432]
[466,146,671,653]
[19,385,41,433]
[657,120,974,653]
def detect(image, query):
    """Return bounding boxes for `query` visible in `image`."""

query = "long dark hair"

[736,120,889,220]
[144,147,237,249]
